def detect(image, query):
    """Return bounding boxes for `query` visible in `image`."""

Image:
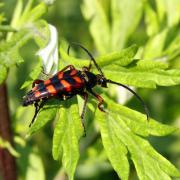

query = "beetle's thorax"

[82,71,107,88]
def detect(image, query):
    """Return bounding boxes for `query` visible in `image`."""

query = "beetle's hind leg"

[29,100,46,127]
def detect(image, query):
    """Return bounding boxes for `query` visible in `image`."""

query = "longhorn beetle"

[23,43,149,134]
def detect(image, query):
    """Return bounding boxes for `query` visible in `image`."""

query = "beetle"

[23,43,149,134]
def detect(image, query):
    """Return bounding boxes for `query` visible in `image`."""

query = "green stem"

[0,25,17,32]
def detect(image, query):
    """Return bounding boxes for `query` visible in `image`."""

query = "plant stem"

[0,84,17,180]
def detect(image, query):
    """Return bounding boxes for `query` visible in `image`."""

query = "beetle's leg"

[32,79,44,88]
[88,63,92,71]
[29,102,39,127]
[60,65,75,72]
[79,92,89,136]
[29,100,46,127]
[41,67,52,77]
[82,63,92,71]
[87,89,105,112]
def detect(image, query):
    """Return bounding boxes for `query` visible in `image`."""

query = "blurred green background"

[1,0,180,179]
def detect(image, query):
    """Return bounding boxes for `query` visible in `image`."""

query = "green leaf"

[104,66,180,88]
[0,29,32,67]
[81,0,110,54]
[21,59,42,89]
[0,65,7,84]
[32,20,50,48]
[26,2,47,23]
[111,0,144,50]
[60,46,89,68]
[0,22,49,70]
[145,3,159,37]
[103,96,176,137]
[96,96,180,179]
[163,0,180,27]
[10,0,23,28]
[97,112,129,180]
[28,100,58,135]
[60,45,180,88]
[60,45,138,68]
[135,60,168,70]
[26,149,45,180]
[143,29,167,59]
[18,2,47,27]
[52,97,83,180]
[98,45,138,67]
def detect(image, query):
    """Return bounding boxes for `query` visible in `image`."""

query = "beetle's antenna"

[107,79,150,120]
[67,42,104,76]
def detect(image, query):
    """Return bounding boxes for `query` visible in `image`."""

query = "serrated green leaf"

[0,29,32,67]
[27,3,47,23]
[52,97,83,180]
[98,45,138,67]
[81,0,110,54]
[0,65,7,84]
[18,2,47,26]
[82,0,144,53]
[111,0,144,50]
[21,60,42,89]
[163,0,180,27]
[96,112,129,180]
[10,0,23,28]
[26,150,45,180]
[96,97,180,179]
[60,45,138,69]
[32,20,50,48]
[28,100,58,135]
[104,66,180,88]
[60,46,89,68]
[143,29,167,59]
[52,108,66,160]
[136,60,168,70]
[145,3,159,37]
[148,119,177,136]
[103,96,176,137]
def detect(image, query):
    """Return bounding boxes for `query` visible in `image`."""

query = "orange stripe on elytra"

[72,76,82,83]
[44,79,51,85]
[58,72,64,79]
[61,80,71,92]
[35,91,41,98]
[46,85,56,94]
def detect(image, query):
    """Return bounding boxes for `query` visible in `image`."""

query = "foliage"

[0,0,180,180]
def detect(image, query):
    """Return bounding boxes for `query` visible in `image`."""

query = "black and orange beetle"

[23,43,149,133]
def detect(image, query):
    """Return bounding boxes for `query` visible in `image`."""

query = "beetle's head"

[96,74,107,88]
